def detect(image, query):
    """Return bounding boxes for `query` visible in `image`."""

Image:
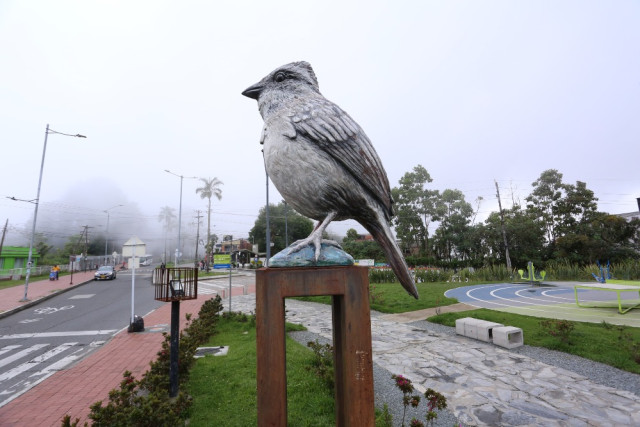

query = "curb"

[0,277,95,321]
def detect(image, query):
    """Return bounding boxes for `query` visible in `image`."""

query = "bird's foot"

[290,238,341,262]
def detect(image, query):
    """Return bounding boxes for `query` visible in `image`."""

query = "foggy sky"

[1,1,639,255]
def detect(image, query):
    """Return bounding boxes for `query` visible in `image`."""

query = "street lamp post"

[22,124,86,301]
[165,170,197,268]
[262,149,271,267]
[104,204,124,266]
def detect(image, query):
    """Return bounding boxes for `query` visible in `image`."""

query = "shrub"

[64,295,224,426]
[306,340,335,391]
[540,319,575,344]
[391,374,447,427]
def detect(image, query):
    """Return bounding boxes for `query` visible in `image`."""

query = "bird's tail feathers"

[367,213,419,299]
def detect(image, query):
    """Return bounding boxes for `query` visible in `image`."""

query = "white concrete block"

[455,317,475,336]
[493,326,524,349]
[475,320,504,342]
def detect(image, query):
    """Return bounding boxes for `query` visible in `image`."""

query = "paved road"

[0,270,163,407]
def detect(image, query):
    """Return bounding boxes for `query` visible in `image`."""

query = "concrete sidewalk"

[0,272,252,426]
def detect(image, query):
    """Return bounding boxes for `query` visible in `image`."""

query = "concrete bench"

[492,326,524,349]
[455,317,504,342]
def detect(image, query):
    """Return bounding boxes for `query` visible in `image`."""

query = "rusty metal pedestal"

[256,266,374,426]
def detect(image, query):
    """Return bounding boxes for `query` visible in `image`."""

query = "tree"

[158,206,176,263]
[525,169,565,243]
[555,180,599,236]
[392,165,441,255]
[483,206,546,267]
[432,189,473,263]
[249,202,313,254]
[343,228,360,243]
[555,213,640,264]
[340,228,386,262]
[195,177,223,269]
[341,239,385,261]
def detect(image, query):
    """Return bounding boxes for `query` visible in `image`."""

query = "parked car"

[94,265,117,281]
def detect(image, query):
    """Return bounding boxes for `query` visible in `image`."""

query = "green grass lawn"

[300,280,640,374]
[186,316,335,426]
[296,281,473,313]
[0,273,69,290]
[428,309,640,374]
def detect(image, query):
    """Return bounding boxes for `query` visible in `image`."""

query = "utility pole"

[77,225,93,272]
[69,228,86,285]
[495,180,512,273]
[194,210,203,268]
[0,219,8,262]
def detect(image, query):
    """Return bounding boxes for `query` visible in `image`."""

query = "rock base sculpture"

[269,241,354,267]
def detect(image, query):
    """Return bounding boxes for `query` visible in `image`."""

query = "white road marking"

[0,345,21,357]
[19,318,43,324]
[68,294,95,299]
[0,342,97,408]
[33,305,74,315]
[541,289,575,301]
[0,330,117,340]
[0,343,78,382]
[29,344,85,377]
[0,344,48,368]
[513,288,567,304]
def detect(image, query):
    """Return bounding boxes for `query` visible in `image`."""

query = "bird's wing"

[285,98,394,216]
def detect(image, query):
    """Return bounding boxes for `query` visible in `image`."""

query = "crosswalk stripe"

[30,346,85,378]
[0,345,21,357]
[0,343,78,382]
[0,344,48,369]
[0,330,117,340]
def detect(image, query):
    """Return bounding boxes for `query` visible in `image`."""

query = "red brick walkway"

[0,296,209,426]
[0,273,254,426]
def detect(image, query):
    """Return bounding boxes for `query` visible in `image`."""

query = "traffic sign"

[214,254,231,269]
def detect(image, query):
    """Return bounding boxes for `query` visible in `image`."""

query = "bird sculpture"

[242,61,419,299]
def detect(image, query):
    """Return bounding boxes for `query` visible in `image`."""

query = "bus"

[139,255,153,266]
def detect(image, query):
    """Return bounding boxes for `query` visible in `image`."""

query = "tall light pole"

[22,124,86,301]
[165,170,197,267]
[265,170,271,266]
[104,204,124,265]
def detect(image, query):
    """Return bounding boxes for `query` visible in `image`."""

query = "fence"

[0,265,69,280]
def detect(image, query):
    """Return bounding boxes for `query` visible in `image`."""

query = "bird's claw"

[290,238,341,262]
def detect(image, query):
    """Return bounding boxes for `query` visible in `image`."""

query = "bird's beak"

[242,82,263,100]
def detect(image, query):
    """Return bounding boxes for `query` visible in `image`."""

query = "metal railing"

[0,265,68,280]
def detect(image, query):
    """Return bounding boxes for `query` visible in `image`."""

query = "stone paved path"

[229,294,640,426]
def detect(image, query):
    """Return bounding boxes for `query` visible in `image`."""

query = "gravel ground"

[289,318,640,427]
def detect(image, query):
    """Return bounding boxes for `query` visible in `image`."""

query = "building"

[122,236,146,269]
[0,246,40,279]
[219,238,252,254]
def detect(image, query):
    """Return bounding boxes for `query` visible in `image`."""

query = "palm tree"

[195,177,223,269]
[158,206,177,263]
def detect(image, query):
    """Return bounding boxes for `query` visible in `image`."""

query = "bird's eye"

[274,72,286,83]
